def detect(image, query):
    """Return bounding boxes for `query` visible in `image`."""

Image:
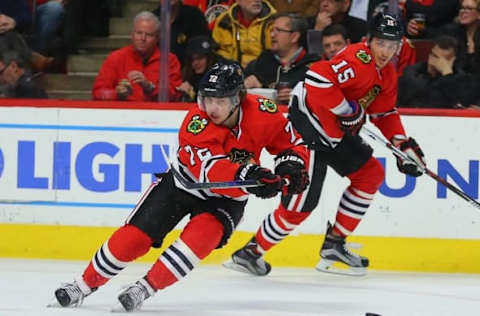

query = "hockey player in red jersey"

[52,63,310,312]
[226,13,426,276]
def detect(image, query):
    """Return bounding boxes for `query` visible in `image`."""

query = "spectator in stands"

[176,35,229,102]
[321,23,350,59]
[0,0,32,34]
[92,11,182,102]
[404,0,458,39]
[243,13,319,104]
[212,0,277,68]
[62,0,111,55]
[0,0,32,62]
[309,0,367,43]
[0,50,47,98]
[442,0,480,74]
[0,0,55,73]
[367,0,406,23]
[152,0,210,66]
[183,0,234,29]
[31,0,65,56]
[268,0,321,16]
[398,36,477,108]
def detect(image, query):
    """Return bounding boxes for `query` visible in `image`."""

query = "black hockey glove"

[274,150,310,195]
[392,136,425,177]
[337,101,366,135]
[235,164,283,199]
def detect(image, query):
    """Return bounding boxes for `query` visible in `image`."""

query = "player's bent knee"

[368,158,385,189]
[349,157,385,193]
[108,224,152,262]
[180,213,224,259]
[277,206,312,225]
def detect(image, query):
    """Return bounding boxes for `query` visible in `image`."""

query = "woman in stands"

[176,35,229,102]
[442,0,480,74]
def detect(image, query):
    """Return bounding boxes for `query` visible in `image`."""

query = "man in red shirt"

[53,63,310,311]
[226,13,426,276]
[92,11,182,102]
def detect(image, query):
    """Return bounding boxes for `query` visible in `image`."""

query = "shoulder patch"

[257,98,278,113]
[205,4,229,24]
[355,50,372,64]
[187,115,209,135]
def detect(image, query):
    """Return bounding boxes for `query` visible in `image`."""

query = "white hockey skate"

[117,278,156,312]
[53,279,94,307]
[316,224,369,276]
[223,237,271,276]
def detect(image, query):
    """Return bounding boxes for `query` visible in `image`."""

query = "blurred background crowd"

[0,0,479,109]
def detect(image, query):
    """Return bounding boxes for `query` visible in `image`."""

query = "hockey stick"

[361,127,480,211]
[170,167,265,189]
[159,143,285,190]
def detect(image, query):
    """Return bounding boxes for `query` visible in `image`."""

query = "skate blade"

[110,303,128,313]
[315,259,367,277]
[222,259,252,275]
[46,299,61,308]
[47,295,69,308]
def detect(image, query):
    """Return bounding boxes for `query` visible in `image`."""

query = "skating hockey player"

[225,13,426,276]
[52,63,309,312]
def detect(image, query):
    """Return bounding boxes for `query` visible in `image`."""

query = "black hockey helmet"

[197,62,245,111]
[370,13,403,41]
[198,62,244,98]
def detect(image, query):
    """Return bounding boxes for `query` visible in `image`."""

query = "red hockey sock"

[332,158,383,237]
[82,224,152,289]
[146,213,224,290]
[255,204,311,252]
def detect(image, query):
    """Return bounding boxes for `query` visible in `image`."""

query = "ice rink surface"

[1,259,480,316]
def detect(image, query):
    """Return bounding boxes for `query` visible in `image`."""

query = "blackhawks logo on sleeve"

[356,50,372,64]
[258,98,278,113]
[187,115,208,135]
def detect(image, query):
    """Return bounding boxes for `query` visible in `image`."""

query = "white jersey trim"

[305,70,334,88]
[290,82,342,148]
[331,98,353,116]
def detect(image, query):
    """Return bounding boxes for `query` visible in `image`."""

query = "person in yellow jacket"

[212,0,277,68]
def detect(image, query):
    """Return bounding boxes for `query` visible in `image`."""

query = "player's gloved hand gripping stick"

[361,126,480,211]
[160,145,289,191]
[170,165,289,191]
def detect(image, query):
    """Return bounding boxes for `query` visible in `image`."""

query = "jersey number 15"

[331,60,355,84]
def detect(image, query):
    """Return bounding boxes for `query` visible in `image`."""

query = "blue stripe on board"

[0,123,179,133]
[0,200,135,209]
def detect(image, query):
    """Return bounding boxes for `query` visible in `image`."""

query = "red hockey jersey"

[176,94,308,200]
[304,42,406,146]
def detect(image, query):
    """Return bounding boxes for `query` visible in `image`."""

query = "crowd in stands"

[0,0,479,109]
